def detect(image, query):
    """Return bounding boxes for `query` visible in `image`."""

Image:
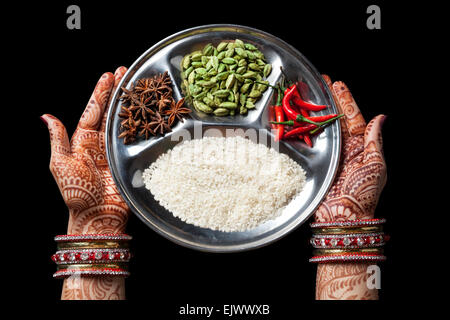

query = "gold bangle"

[57,241,129,250]
[313,225,383,235]
[313,247,383,256]
[57,263,128,271]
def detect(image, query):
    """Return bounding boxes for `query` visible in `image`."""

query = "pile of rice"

[142,136,306,232]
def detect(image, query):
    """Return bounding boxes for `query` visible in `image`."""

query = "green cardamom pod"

[225,74,236,90]
[195,67,207,75]
[238,59,247,67]
[256,59,265,66]
[188,71,196,84]
[218,63,226,73]
[240,93,247,106]
[203,43,213,55]
[217,51,226,60]
[263,64,272,78]
[203,96,215,106]
[240,83,251,93]
[248,63,261,71]
[246,100,256,109]
[191,52,202,61]
[213,108,230,116]
[246,50,256,61]
[216,71,229,80]
[196,101,213,113]
[244,43,257,51]
[217,42,228,52]
[234,73,244,82]
[242,71,257,79]
[234,47,247,58]
[211,56,219,70]
[184,66,194,78]
[213,89,230,98]
[234,39,245,48]
[227,91,234,102]
[219,102,238,109]
[225,48,235,58]
[222,57,236,65]
[182,55,191,69]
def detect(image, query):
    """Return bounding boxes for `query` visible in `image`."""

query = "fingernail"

[380,115,387,128]
[40,115,48,126]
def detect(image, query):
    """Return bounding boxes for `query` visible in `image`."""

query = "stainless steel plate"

[105,24,341,252]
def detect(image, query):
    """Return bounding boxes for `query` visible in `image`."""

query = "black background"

[10,0,430,316]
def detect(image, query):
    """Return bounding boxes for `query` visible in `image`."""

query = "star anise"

[119,86,139,106]
[118,105,134,128]
[155,71,172,87]
[134,78,158,100]
[118,118,141,144]
[128,95,155,120]
[163,98,191,126]
[116,71,179,144]
[138,120,156,140]
[154,92,173,113]
[149,112,171,135]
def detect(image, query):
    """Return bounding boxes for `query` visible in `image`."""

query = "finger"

[322,74,350,141]
[41,114,71,156]
[99,66,128,132]
[332,81,366,136]
[364,114,386,155]
[77,72,115,131]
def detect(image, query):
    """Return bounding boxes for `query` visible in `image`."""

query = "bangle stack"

[309,218,388,263]
[52,234,132,279]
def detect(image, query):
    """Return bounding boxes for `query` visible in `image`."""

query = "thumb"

[364,114,386,155]
[41,114,71,156]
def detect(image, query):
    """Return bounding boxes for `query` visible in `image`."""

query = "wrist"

[62,276,126,300]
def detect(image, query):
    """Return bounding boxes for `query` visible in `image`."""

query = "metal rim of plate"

[105,24,341,253]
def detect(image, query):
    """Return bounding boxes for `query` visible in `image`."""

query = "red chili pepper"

[274,87,285,141]
[299,108,313,147]
[283,124,317,139]
[291,89,327,112]
[307,114,339,122]
[281,85,299,121]
[269,106,276,130]
[303,134,313,147]
[274,106,284,141]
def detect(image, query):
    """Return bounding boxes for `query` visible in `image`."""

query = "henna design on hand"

[42,66,130,300]
[316,263,378,300]
[316,75,387,223]
[313,75,387,300]
[61,277,125,300]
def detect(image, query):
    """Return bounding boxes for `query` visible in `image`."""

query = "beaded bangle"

[310,218,386,229]
[310,232,388,249]
[55,234,132,242]
[309,219,388,263]
[52,248,131,265]
[52,234,132,279]
[53,268,130,279]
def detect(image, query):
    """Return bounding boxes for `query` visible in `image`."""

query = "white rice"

[142,136,306,232]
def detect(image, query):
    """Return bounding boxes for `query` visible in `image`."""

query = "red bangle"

[310,232,388,249]
[52,248,131,264]
[309,253,386,263]
[53,267,130,279]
